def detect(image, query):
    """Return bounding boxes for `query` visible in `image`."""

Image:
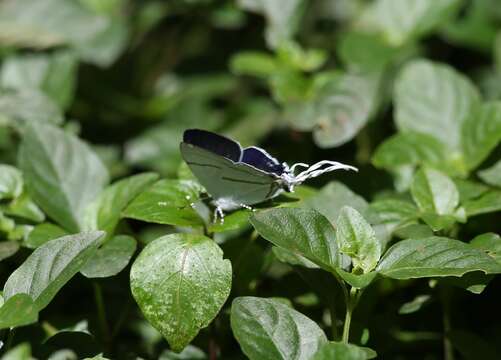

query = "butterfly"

[180,129,357,221]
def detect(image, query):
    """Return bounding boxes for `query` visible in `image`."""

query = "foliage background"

[0,0,501,359]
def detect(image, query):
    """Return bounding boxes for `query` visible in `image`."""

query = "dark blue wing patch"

[241,147,285,175]
[183,129,241,162]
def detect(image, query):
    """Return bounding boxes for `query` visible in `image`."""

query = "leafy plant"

[0,0,500,359]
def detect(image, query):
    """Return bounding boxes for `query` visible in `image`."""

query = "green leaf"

[411,167,460,216]
[478,160,501,187]
[377,236,501,279]
[470,233,501,264]
[304,181,370,224]
[336,269,378,289]
[159,345,207,360]
[24,223,67,249]
[207,209,250,233]
[369,198,419,231]
[463,190,501,216]
[83,172,159,237]
[3,231,103,311]
[81,235,137,278]
[123,179,204,227]
[230,51,278,78]
[398,294,431,314]
[19,122,109,232]
[0,294,38,329]
[310,72,381,148]
[2,192,45,223]
[272,246,319,269]
[336,206,381,273]
[0,164,23,200]
[372,132,451,174]
[231,296,327,360]
[359,0,461,46]
[0,50,78,109]
[250,208,339,272]
[237,0,305,48]
[130,233,232,352]
[0,241,20,262]
[0,342,32,359]
[461,102,501,170]
[394,59,480,158]
[0,88,63,127]
[312,342,376,360]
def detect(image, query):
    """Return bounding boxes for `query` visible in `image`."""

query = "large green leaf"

[0,89,63,127]
[130,233,232,352]
[250,208,339,272]
[0,294,38,330]
[3,231,104,311]
[470,233,501,264]
[123,179,204,227]
[81,235,137,278]
[411,167,459,214]
[359,0,461,46]
[377,237,501,279]
[0,164,23,200]
[394,59,480,159]
[83,172,159,237]
[19,122,109,232]
[336,206,381,273]
[312,342,376,360]
[461,102,501,170]
[0,50,78,109]
[231,296,327,360]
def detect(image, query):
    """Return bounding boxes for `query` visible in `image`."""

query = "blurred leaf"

[0,89,63,127]
[237,0,305,48]
[377,237,501,279]
[394,223,433,239]
[470,233,501,264]
[336,206,381,273]
[336,269,378,289]
[0,50,78,109]
[394,59,480,173]
[2,193,45,223]
[250,208,339,272]
[19,123,109,232]
[159,345,207,360]
[0,0,128,66]
[369,199,419,231]
[231,296,327,360]
[454,179,490,201]
[24,223,67,249]
[0,241,19,262]
[276,42,327,72]
[0,164,22,200]
[230,51,278,78]
[359,0,461,46]
[442,271,492,294]
[81,235,136,278]
[0,294,38,329]
[130,233,232,352]
[3,231,103,311]
[123,179,204,227]
[83,172,159,237]
[398,294,431,314]
[312,341,376,360]
[478,159,501,187]
[462,102,501,170]
[304,181,369,224]
[0,342,32,359]
[463,190,501,216]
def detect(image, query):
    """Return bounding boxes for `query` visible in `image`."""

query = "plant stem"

[5,328,15,350]
[329,301,339,341]
[342,287,359,344]
[441,288,455,360]
[93,282,110,348]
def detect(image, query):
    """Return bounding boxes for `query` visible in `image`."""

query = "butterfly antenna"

[285,160,357,190]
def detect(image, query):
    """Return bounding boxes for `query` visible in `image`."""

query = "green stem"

[441,288,455,360]
[93,282,110,346]
[329,301,339,341]
[342,287,360,344]
[5,328,15,350]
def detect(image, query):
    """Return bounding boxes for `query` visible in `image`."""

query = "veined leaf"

[130,233,231,352]
[377,237,501,279]
[3,231,104,311]
[231,296,327,360]
[0,294,38,329]
[250,208,339,272]
[19,122,109,232]
[411,168,459,216]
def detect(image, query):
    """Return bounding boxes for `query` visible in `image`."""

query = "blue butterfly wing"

[183,129,241,162]
[241,146,285,175]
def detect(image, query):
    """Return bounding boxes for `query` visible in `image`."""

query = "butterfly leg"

[239,203,255,212]
[213,206,225,224]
